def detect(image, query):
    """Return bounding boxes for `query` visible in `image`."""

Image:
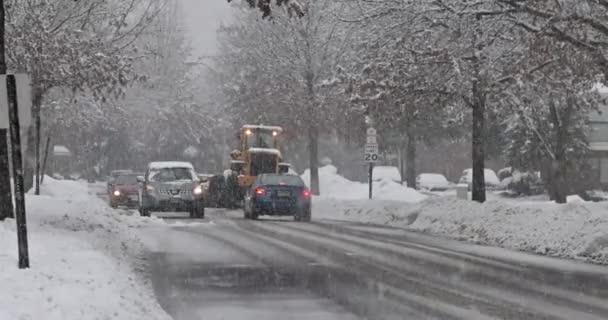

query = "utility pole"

[0,0,13,220]
[7,74,29,268]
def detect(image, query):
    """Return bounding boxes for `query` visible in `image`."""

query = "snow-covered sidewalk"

[0,178,170,320]
[307,165,608,265]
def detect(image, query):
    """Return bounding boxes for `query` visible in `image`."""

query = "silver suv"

[138,161,205,218]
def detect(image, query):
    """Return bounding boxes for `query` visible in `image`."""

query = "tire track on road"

[236,219,608,320]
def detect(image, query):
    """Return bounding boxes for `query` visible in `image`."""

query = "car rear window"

[260,175,305,186]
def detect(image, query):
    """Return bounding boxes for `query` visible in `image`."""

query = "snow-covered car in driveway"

[416,173,450,191]
[244,174,312,221]
[109,173,140,208]
[138,162,204,218]
[372,166,401,183]
[458,168,500,190]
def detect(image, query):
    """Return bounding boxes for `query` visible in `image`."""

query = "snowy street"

[143,208,608,320]
[2,174,608,319]
[4,1,608,319]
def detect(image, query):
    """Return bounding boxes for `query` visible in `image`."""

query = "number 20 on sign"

[364,143,379,162]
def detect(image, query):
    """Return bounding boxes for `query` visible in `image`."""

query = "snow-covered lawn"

[309,166,608,265]
[302,165,426,202]
[0,177,170,320]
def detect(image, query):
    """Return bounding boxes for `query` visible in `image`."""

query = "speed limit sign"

[364,143,379,162]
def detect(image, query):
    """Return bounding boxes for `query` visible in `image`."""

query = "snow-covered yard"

[0,178,170,320]
[309,165,608,265]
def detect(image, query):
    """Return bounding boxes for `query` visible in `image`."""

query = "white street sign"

[364,142,379,162]
[366,127,377,136]
[366,135,377,144]
[0,74,32,129]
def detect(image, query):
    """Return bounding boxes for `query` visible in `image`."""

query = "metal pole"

[7,74,29,269]
[368,162,373,199]
[0,0,12,221]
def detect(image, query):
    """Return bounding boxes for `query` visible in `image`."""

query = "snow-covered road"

[141,209,608,320]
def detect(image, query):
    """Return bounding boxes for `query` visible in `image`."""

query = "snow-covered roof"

[148,161,194,170]
[590,103,608,123]
[589,142,608,151]
[417,173,449,183]
[242,124,283,132]
[182,146,199,158]
[248,148,281,156]
[53,145,71,156]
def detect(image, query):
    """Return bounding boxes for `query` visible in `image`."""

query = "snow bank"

[314,195,608,264]
[0,177,169,320]
[301,165,425,202]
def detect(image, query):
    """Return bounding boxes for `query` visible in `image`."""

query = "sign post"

[365,128,379,199]
[2,74,30,269]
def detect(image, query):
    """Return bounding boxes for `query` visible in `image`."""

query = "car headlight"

[193,186,203,195]
[113,190,121,196]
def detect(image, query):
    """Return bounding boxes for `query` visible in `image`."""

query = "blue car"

[244,174,312,221]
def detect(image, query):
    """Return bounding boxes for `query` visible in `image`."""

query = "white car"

[372,166,402,183]
[416,173,450,191]
[458,168,500,189]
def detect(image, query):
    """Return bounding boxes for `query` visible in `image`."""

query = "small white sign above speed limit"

[364,142,379,162]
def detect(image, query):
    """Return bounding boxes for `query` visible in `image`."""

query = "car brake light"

[302,189,312,198]
[255,187,266,196]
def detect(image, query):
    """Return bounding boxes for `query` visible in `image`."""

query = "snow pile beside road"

[0,177,169,320]
[302,165,426,202]
[407,197,608,264]
[315,195,608,264]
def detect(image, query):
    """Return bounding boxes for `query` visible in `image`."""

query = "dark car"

[138,162,204,218]
[244,174,311,221]
[107,169,133,194]
[205,175,226,208]
[109,173,139,208]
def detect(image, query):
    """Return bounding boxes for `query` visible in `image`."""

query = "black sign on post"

[6,74,29,269]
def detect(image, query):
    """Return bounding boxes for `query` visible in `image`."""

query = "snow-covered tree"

[6,0,165,192]
[500,35,601,203]
[215,1,351,194]
[498,0,608,80]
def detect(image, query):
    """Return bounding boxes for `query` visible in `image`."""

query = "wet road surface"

[141,209,608,320]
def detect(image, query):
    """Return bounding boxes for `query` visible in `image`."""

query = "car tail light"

[302,189,312,198]
[255,187,267,196]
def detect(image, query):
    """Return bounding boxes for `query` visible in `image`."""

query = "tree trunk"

[471,13,486,203]
[308,125,320,195]
[471,91,486,203]
[305,67,320,195]
[399,143,405,184]
[39,135,51,185]
[405,127,416,188]
[24,93,41,192]
[547,101,570,204]
[549,160,567,203]
[34,96,41,195]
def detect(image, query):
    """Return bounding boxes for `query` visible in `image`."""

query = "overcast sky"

[180,0,233,57]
